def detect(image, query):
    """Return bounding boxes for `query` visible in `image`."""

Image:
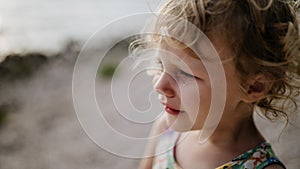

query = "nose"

[153,72,176,98]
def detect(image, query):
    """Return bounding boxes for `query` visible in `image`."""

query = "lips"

[164,106,181,115]
[159,100,183,115]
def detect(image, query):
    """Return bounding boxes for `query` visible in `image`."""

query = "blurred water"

[0,0,158,61]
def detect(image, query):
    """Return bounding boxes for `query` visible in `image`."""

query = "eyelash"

[179,70,195,78]
[155,59,197,79]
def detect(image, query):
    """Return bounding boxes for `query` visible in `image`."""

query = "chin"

[166,115,194,132]
[170,126,190,132]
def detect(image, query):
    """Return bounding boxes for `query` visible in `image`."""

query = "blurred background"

[0,0,159,168]
[0,0,156,56]
[0,0,299,169]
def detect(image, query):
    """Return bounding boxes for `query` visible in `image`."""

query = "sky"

[0,0,159,60]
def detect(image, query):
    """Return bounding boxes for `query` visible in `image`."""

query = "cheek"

[180,81,211,120]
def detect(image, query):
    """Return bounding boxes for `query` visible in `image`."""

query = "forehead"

[156,43,207,74]
[159,43,199,62]
[157,32,233,63]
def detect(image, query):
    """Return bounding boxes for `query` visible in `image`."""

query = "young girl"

[131,0,300,168]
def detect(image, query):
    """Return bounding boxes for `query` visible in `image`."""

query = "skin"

[138,35,284,169]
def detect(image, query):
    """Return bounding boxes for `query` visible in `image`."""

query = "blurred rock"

[0,53,48,82]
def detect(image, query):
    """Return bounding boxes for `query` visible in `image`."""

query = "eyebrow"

[160,42,201,60]
[183,47,200,59]
[161,49,208,74]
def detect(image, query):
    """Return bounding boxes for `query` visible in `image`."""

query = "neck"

[206,102,265,150]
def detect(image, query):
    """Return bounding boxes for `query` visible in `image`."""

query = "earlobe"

[245,81,265,103]
[247,81,264,94]
[242,73,274,103]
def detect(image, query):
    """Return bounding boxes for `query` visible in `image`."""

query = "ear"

[242,73,274,103]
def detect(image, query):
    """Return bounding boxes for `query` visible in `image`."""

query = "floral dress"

[152,128,285,169]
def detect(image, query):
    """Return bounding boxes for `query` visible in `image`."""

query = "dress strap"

[153,128,181,169]
[256,157,286,169]
[216,142,286,169]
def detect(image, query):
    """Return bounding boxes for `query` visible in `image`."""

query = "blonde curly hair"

[130,0,300,121]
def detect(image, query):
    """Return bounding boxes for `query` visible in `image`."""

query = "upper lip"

[159,101,182,111]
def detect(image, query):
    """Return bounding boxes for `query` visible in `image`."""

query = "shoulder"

[138,116,168,169]
[264,164,285,169]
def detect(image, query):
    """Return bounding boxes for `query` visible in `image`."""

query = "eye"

[179,70,198,79]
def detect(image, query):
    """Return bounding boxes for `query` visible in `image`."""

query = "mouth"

[160,102,183,115]
[165,106,182,115]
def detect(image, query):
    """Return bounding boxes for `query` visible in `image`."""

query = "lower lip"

[165,106,182,116]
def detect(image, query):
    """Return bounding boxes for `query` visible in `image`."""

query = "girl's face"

[153,38,243,132]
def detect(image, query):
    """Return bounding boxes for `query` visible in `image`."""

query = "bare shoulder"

[264,164,285,169]
[138,116,168,169]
